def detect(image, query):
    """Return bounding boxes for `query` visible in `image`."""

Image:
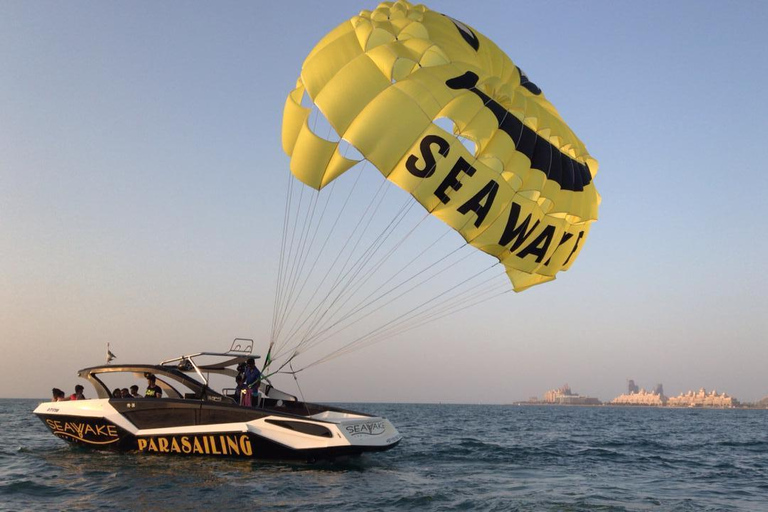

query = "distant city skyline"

[2,1,767,402]
[537,381,755,408]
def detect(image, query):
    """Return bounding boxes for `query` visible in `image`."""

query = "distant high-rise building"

[628,379,640,394]
[653,383,664,396]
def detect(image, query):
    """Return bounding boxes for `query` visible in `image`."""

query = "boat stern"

[338,416,401,450]
[33,400,135,450]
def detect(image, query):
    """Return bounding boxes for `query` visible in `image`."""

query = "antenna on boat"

[106,343,116,365]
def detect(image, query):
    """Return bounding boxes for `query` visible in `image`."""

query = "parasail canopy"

[282,0,600,292]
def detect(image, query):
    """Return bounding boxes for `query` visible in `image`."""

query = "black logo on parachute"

[445,71,591,192]
[443,14,541,97]
[516,66,542,95]
[444,15,479,51]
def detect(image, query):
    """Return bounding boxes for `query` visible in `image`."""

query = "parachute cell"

[282,0,599,292]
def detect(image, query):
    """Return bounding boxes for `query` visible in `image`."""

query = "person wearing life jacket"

[69,384,85,400]
[144,374,163,398]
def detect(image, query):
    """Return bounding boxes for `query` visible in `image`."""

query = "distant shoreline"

[512,401,768,410]
[5,397,768,410]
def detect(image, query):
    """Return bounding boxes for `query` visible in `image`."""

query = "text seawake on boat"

[34,339,401,460]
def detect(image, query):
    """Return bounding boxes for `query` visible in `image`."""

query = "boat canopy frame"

[77,341,261,400]
[77,364,224,400]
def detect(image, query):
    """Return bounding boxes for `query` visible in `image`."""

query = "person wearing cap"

[243,358,261,403]
[144,374,163,398]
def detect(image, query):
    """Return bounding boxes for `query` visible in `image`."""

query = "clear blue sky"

[2,1,767,402]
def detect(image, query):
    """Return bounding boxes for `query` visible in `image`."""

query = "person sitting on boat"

[120,388,130,398]
[130,385,141,398]
[112,388,122,398]
[69,385,85,401]
[52,388,66,401]
[243,358,261,400]
[144,374,163,398]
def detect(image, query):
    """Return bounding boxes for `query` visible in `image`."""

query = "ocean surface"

[1,399,767,511]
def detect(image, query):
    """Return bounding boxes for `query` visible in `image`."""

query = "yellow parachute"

[282,0,599,292]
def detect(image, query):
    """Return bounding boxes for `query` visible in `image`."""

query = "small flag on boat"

[106,344,116,364]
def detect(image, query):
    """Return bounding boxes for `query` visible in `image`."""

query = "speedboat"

[34,339,401,460]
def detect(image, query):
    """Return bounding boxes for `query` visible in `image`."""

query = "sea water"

[1,399,767,511]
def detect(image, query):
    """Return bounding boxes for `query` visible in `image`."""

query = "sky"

[2,1,767,403]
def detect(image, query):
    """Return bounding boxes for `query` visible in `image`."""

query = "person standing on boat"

[144,374,163,398]
[69,385,85,400]
[130,385,141,398]
[243,358,261,402]
[234,374,249,406]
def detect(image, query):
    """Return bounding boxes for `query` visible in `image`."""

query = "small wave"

[0,479,76,498]
[385,492,451,509]
[575,447,624,459]
[717,440,768,449]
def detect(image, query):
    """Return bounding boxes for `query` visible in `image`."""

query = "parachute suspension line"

[270,171,295,345]
[297,240,470,353]
[358,274,509,348]
[295,194,418,347]
[277,202,426,364]
[331,201,512,352]
[272,181,309,345]
[271,171,387,363]
[289,183,438,357]
[316,222,459,344]
[274,176,392,359]
[297,246,479,355]
[288,122,478,359]
[272,101,350,343]
[272,188,322,342]
[350,253,502,345]
[271,180,336,344]
[272,137,366,349]
[330,280,512,363]
[324,225,459,327]
[314,271,509,366]
[272,164,368,358]
[307,207,431,338]
[301,263,507,370]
